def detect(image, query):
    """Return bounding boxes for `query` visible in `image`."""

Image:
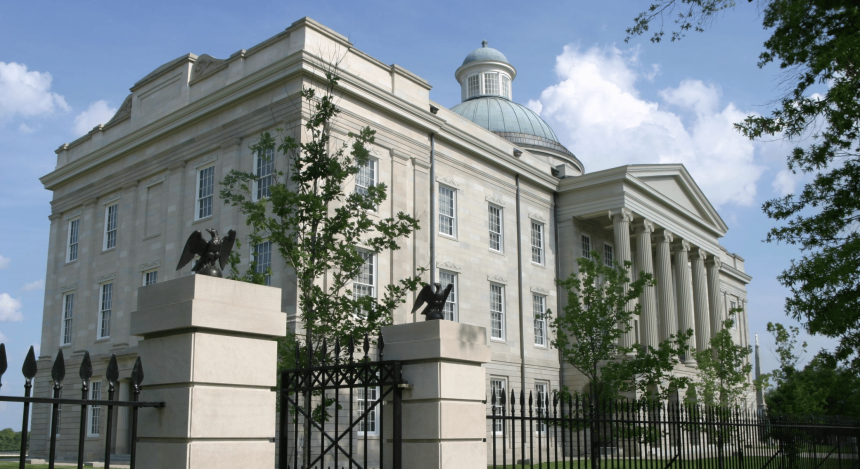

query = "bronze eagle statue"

[411,282,454,321]
[176,228,237,278]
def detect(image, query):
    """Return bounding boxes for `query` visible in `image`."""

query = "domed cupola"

[455,40,517,101]
[451,41,583,174]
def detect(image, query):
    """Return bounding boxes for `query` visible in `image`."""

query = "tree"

[549,252,692,403]
[628,0,860,371]
[691,310,753,407]
[219,63,423,352]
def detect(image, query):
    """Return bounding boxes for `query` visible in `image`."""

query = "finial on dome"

[482,40,488,48]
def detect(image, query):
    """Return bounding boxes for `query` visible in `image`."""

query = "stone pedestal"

[130,275,285,469]
[381,320,491,469]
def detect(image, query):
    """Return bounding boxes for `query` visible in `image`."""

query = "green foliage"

[224,237,271,286]
[0,428,25,451]
[549,252,692,403]
[692,309,753,407]
[629,0,860,371]
[625,0,738,43]
[219,65,423,354]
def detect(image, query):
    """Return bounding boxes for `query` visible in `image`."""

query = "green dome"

[462,40,509,66]
[450,96,558,142]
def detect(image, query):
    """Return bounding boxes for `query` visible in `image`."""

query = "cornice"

[59,283,77,293]
[139,259,162,271]
[96,272,116,283]
[435,175,460,189]
[528,211,548,223]
[487,274,508,284]
[530,285,551,295]
[436,260,463,273]
[485,194,506,207]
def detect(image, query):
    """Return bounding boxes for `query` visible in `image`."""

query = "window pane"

[491,284,504,339]
[533,295,546,346]
[535,383,548,433]
[440,271,457,321]
[354,251,375,314]
[355,158,376,196]
[144,270,158,286]
[488,205,502,251]
[531,222,544,264]
[439,187,455,236]
[581,235,591,259]
[491,379,506,432]
[197,166,214,219]
[604,244,614,267]
[62,293,74,346]
[468,75,480,98]
[484,73,499,96]
[256,149,274,199]
[255,241,272,286]
[89,382,101,436]
[104,204,118,250]
[502,75,510,99]
[99,283,112,338]
[357,386,379,433]
[68,219,79,262]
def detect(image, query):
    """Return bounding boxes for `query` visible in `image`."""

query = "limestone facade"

[30,17,752,462]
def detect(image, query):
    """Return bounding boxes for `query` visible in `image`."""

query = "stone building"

[30,17,751,462]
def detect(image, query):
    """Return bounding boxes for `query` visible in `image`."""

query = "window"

[357,386,379,435]
[355,158,376,197]
[53,388,62,437]
[604,244,614,267]
[196,166,215,220]
[490,284,505,340]
[255,241,272,286]
[61,293,74,346]
[354,251,376,313]
[501,75,510,99]
[484,73,499,96]
[143,270,158,286]
[581,234,591,259]
[488,205,503,252]
[535,382,548,434]
[531,222,544,264]
[103,204,118,250]
[468,75,480,98]
[98,283,112,339]
[439,271,458,322]
[255,148,274,200]
[490,378,507,433]
[439,186,456,237]
[67,219,79,262]
[533,295,547,347]
[88,382,101,436]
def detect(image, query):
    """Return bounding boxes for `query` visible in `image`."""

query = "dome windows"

[463,71,512,100]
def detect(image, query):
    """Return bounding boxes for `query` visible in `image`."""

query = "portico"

[557,164,749,388]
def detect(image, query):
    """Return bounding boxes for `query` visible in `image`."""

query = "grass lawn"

[0,463,50,469]
[486,455,854,468]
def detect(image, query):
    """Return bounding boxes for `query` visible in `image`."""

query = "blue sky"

[0,1,833,429]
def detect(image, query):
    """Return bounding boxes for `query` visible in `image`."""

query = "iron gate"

[279,333,403,469]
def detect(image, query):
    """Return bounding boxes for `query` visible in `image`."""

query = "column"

[609,208,634,347]
[381,321,491,469]
[690,248,711,353]
[633,220,658,349]
[706,255,724,337]
[673,240,695,363]
[131,275,285,469]
[654,230,676,343]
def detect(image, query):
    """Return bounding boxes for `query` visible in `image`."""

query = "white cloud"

[532,45,766,207]
[21,279,44,292]
[772,169,800,196]
[0,255,9,269]
[18,122,34,133]
[73,100,117,136]
[0,294,23,322]
[0,62,69,123]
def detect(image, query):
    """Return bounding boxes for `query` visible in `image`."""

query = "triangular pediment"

[627,165,727,234]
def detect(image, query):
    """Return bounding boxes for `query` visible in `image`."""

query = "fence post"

[381,320,491,469]
[129,275,285,469]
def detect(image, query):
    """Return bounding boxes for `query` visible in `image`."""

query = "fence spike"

[22,346,37,381]
[131,356,145,389]
[321,338,328,364]
[552,391,558,410]
[51,349,66,386]
[294,342,300,367]
[334,337,341,364]
[500,388,506,406]
[348,336,355,362]
[378,332,385,360]
[79,350,93,383]
[106,354,119,387]
[492,389,496,406]
[510,389,515,410]
[0,344,6,388]
[520,389,525,412]
[362,332,370,357]
[529,390,533,410]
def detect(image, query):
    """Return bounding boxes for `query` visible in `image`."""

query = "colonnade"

[607,208,724,362]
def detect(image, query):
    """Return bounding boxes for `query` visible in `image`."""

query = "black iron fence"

[488,389,860,469]
[279,333,404,469]
[0,344,164,469]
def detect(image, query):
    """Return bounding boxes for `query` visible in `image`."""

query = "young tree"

[628,0,860,371]
[220,65,423,353]
[691,310,753,407]
[549,252,692,403]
